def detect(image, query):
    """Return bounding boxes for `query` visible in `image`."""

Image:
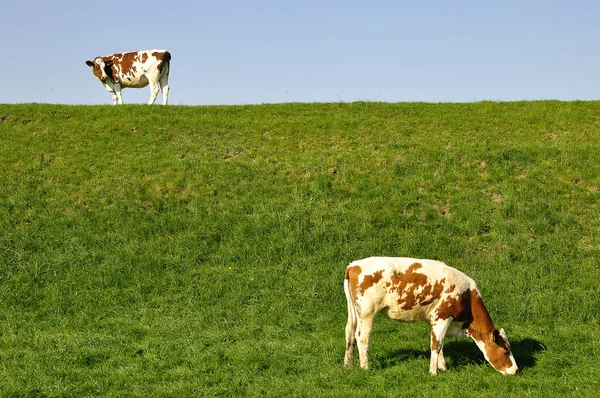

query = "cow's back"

[346,257,475,322]
[107,50,170,88]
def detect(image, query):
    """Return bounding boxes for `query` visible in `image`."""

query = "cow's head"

[85,57,113,83]
[482,328,519,375]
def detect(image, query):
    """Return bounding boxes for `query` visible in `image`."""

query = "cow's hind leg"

[344,319,356,367]
[344,277,357,367]
[356,312,375,369]
[344,306,357,367]
[159,74,170,105]
[148,81,160,105]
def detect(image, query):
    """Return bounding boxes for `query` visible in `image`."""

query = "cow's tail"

[344,268,356,327]
[159,51,171,78]
[344,267,358,366]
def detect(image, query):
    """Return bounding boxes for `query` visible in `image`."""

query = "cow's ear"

[86,60,94,67]
[493,329,501,343]
[493,329,510,351]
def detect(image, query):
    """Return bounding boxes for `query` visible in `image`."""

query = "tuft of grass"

[1,102,599,396]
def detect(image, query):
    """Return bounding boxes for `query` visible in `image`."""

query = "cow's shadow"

[375,337,546,371]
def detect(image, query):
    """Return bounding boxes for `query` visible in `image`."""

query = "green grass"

[0,101,599,397]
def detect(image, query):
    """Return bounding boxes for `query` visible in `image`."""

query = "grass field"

[1,101,599,397]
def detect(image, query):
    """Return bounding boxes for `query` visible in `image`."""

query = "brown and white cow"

[86,50,171,105]
[344,257,518,375]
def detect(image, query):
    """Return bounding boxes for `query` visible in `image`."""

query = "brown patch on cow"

[141,52,148,63]
[102,55,118,82]
[152,51,171,72]
[445,284,456,294]
[118,52,138,75]
[417,279,445,307]
[430,331,440,350]
[153,50,171,62]
[409,262,422,272]
[387,263,445,311]
[345,265,362,302]
[359,270,384,293]
[466,290,495,341]
[435,288,471,323]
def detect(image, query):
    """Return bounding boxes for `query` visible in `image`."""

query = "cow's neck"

[466,289,495,344]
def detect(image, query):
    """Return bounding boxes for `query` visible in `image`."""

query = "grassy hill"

[1,102,599,396]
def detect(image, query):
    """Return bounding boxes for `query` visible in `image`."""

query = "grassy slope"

[0,102,599,397]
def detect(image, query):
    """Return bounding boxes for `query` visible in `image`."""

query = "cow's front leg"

[102,81,122,105]
[102,82,119,105]
[113,84,123,105]
[438,347,447,372]
[429,318,451,375]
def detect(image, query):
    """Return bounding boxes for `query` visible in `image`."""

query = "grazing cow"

[85,50,171,105]
[344,257,518,375]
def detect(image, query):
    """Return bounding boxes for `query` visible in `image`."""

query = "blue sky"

[2,0,599,105]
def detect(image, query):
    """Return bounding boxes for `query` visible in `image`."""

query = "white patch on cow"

[473,338,491,363]
[503,352,519,375]
[446,321,467,338]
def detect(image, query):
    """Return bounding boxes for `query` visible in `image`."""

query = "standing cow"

[344,257,518,375]
[86,50,171,105]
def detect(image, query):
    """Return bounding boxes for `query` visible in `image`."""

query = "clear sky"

[2,0,599,105]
